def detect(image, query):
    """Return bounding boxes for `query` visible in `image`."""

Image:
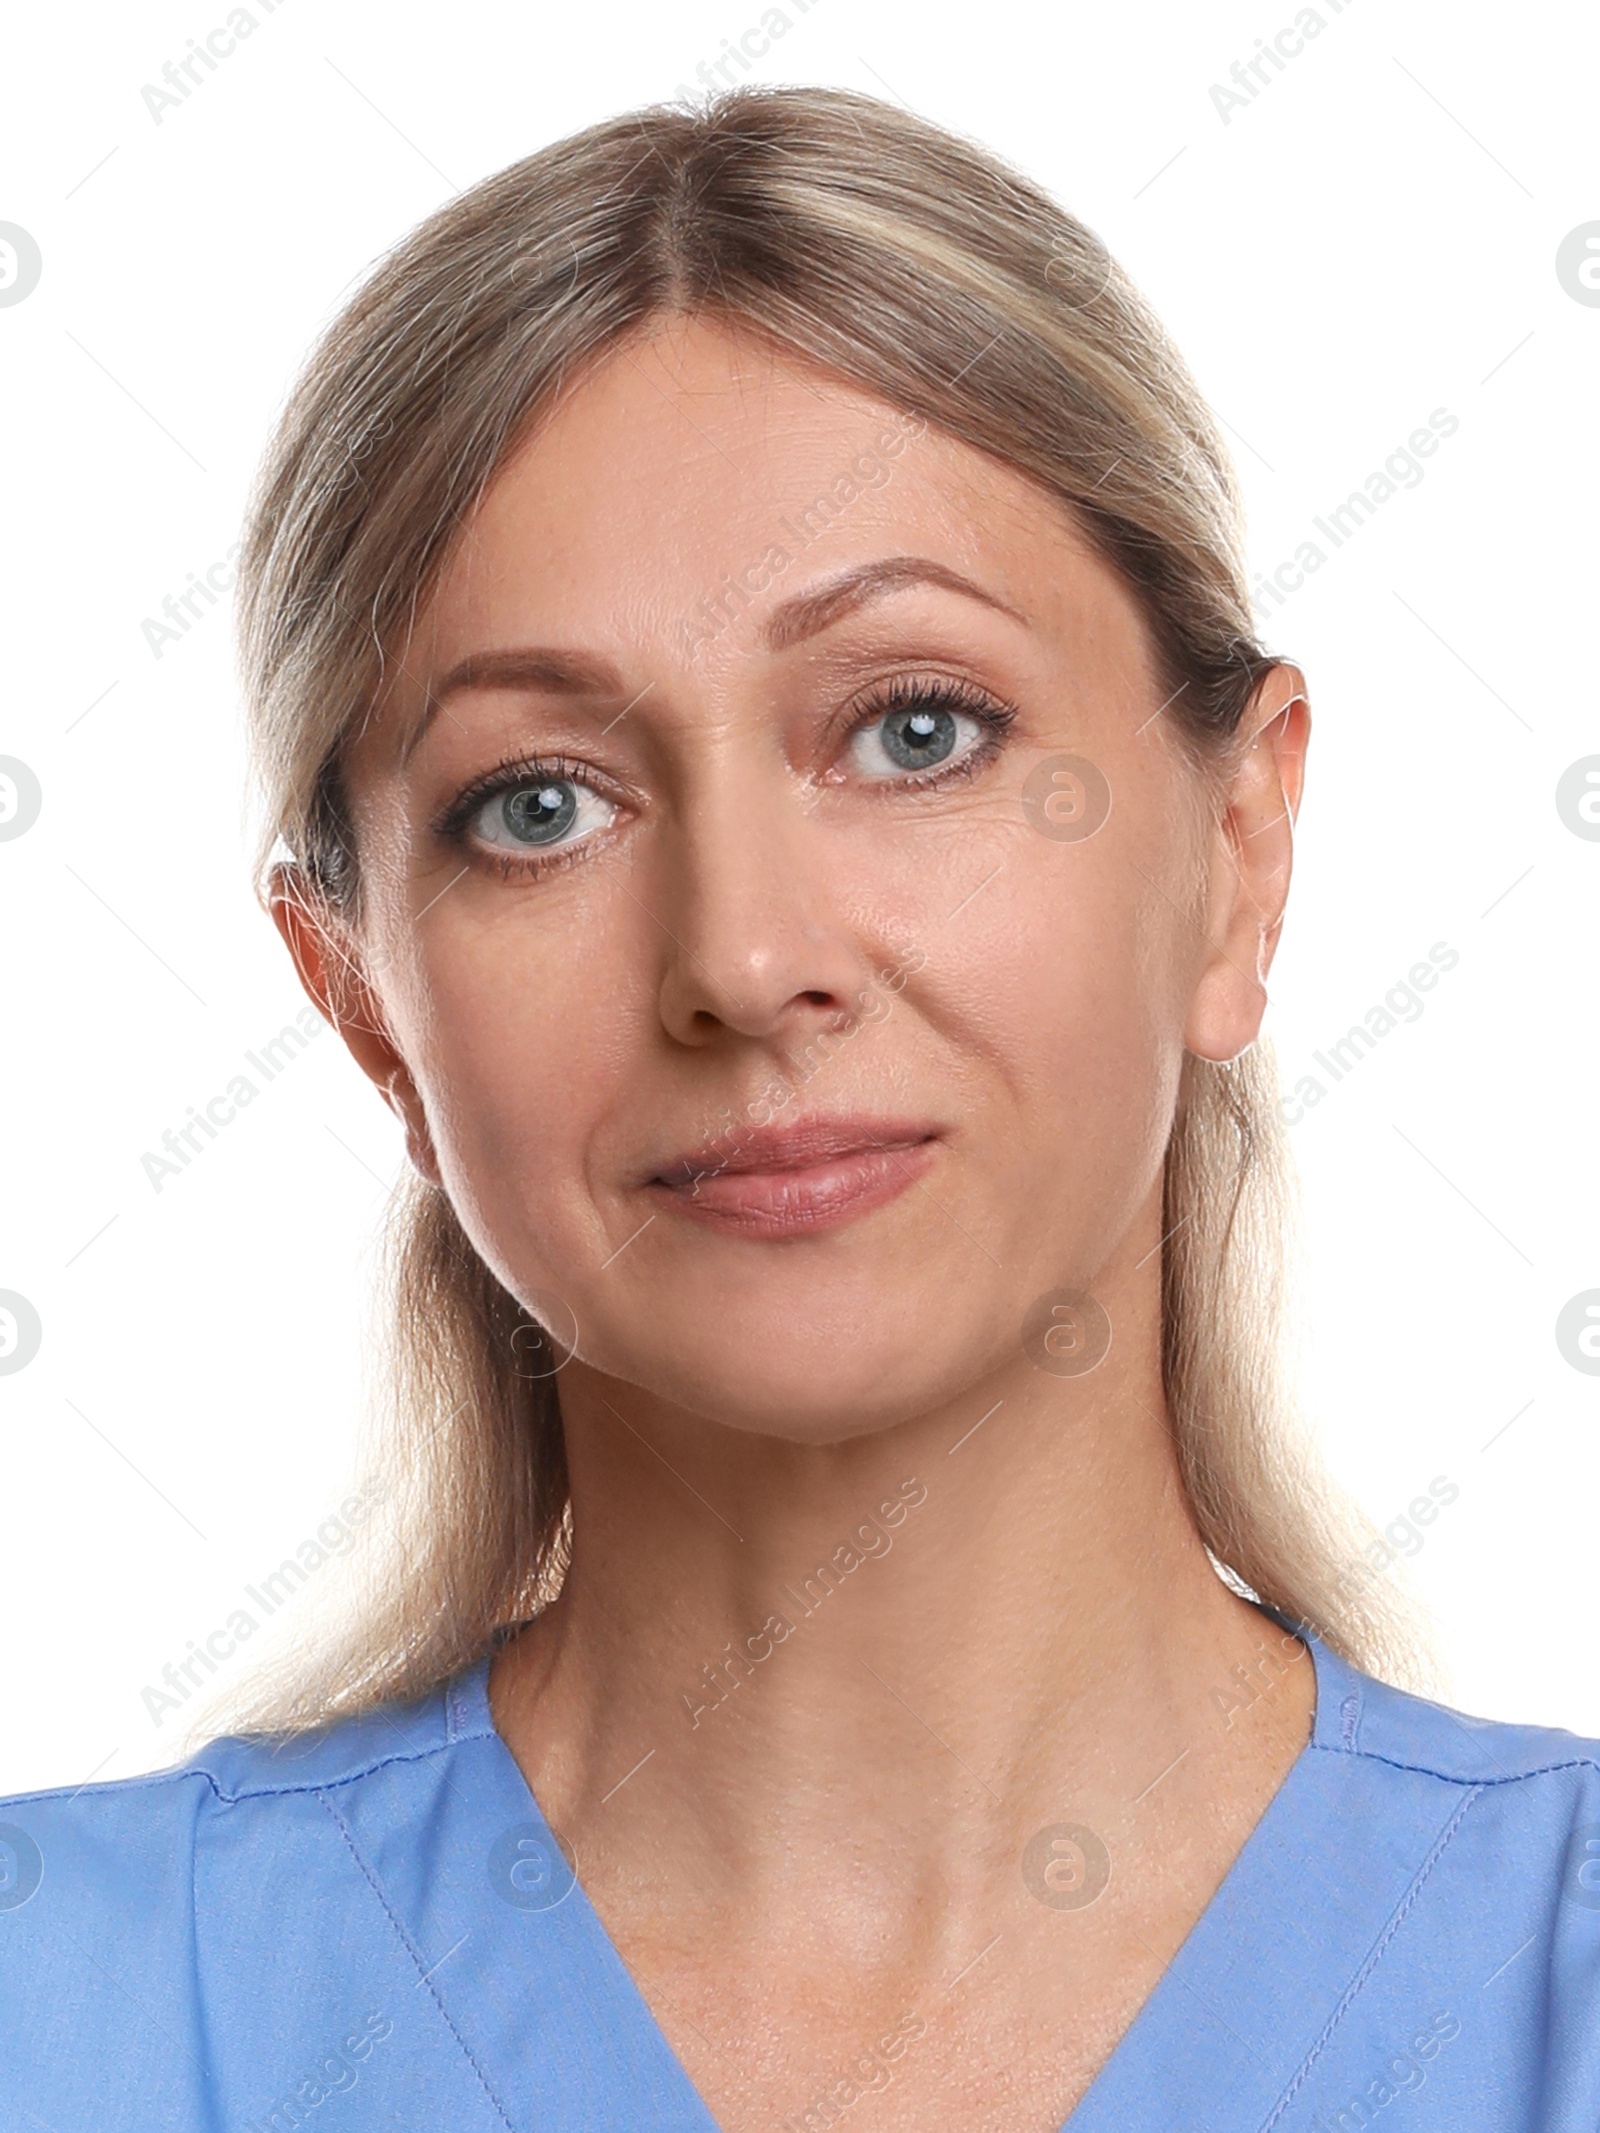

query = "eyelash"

[844,673,1018,791]
[433,674,1020,878]
[433,751,611,882]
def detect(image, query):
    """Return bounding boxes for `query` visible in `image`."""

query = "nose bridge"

[652,720,863,1043]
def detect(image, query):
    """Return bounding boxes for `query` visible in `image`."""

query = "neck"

[489,1240,1315,1945]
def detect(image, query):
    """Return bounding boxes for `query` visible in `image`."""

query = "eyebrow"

[408,555,1027,759]
[758,554,1027,651]
[403,648,623,764]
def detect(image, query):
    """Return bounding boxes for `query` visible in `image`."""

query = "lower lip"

[646,1138,938,1237]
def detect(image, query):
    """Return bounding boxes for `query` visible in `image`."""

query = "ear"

[1183,662,1310,1065]
[266,862,443,1187]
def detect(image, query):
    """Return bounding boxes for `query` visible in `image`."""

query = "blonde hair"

[217,84,1427,1738]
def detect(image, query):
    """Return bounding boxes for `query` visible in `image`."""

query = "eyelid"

[839,669,1015,728]
[433,670,1020,863]
[831,671,1019,776]
[428,750,629,842]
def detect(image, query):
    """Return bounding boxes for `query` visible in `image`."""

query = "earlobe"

[382,1068,444,1188]
[1182,955,1269,1066]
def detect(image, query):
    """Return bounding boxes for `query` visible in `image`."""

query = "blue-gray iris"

[503,783,578,843]
[881,705,955,769]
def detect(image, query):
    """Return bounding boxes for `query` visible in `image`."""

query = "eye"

[458,764,620,859]
[844,677,1016,785]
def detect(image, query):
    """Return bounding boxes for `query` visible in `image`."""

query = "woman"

[2,85,1596,2133]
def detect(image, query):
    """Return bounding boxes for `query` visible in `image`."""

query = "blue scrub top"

[3,1611,1599,2131]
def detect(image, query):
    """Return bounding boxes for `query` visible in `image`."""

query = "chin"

[607,1317,985,1444]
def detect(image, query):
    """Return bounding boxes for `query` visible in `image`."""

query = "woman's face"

[307,315,1299,1442]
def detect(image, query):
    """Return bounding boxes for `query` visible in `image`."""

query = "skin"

[273,314,1316,2132]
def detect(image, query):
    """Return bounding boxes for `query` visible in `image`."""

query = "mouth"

[643,1114,942,1237]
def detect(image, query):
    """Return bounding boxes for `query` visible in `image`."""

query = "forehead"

[365,314,1155,751]
[420,315,1126,627]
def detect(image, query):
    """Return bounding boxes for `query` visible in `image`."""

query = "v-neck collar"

[330,1607,1462,2133]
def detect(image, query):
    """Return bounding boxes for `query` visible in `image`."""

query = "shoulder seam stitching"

[315,1786,518,2133]
[1308,1739,1600,1788]
[9,1728,1599,1808]
[1256,1782,1484,2133]
[213,1729,495,1803]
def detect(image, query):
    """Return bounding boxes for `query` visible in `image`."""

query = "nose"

[652,745,877,1051]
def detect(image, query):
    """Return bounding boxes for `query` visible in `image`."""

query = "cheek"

[949,843,1185,1180]
[403,915,628,1242]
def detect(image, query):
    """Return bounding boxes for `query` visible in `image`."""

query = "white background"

[0,0,1594,1796]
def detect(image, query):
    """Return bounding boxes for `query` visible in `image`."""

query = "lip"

[643,1114,942,1237]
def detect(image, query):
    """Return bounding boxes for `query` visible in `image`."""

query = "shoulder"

[1329,1645,1600,1788]
[1313,1639,1600,1893]
[0,1661,490,1902]
[1234,1644,1600,2113]
[0,1665,499,2128]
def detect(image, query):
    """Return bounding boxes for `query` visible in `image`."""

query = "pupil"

[882,702,956,770]
[502,782,577,844]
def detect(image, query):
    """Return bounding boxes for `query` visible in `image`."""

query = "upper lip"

[647,1114,940,1189]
